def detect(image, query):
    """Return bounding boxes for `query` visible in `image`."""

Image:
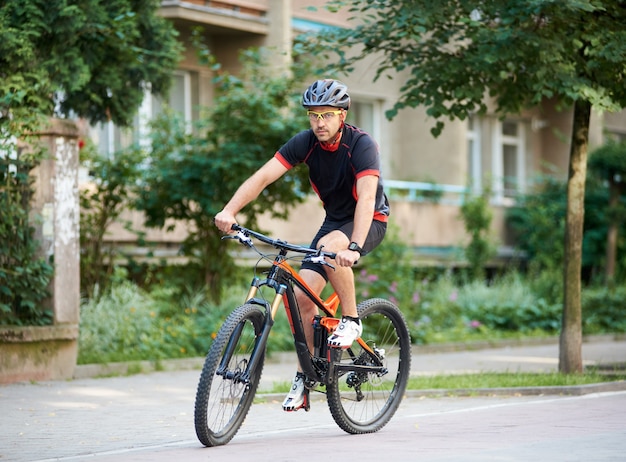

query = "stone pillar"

[0,119,80,383]
[266,0,292,75]
[32,119,81,325]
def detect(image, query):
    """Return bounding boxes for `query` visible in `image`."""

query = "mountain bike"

[194,224,412,447]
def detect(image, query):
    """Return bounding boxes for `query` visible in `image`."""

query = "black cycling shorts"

[300,218,387,281]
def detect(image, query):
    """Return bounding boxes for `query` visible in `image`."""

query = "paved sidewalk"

[1,337,625,462]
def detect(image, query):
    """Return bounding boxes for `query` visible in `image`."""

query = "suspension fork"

[218,280,286,384]
[246,288,287,384]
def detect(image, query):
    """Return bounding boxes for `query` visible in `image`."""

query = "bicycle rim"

[194,303,266,446]
[326,298,412,434]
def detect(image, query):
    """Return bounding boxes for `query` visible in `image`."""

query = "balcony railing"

[385,180,518,206]
[161,0,267,18]
[385,179,469,205]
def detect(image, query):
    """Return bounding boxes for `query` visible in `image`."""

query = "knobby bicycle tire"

[326,298,412,434]
[194,303,266,447]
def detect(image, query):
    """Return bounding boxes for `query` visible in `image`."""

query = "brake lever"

[306,254,335,270]
[221,230,253,247]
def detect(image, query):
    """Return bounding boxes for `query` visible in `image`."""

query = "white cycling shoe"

[282,372,308,412]
[328,318,362,349]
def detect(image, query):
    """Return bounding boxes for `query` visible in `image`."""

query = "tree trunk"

[559,99,591,374]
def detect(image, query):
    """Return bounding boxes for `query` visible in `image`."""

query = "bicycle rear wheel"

[326,298,411,434]
[194,303,266,447]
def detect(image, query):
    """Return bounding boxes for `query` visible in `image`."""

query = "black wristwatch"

[348,242,364,255]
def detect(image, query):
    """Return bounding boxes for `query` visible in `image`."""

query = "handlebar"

[224,224,337,261]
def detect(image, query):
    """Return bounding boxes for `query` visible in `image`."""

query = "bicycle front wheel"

[194,303,266,447]
[326,298,412,434]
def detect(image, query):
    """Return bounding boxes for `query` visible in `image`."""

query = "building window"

[348,99,387,171]
[150,71,194,124]
[349,101,375,136]
[93,70,197,157]
[606,130,626,143]
[492,119,526,204]
[466,115,482,193]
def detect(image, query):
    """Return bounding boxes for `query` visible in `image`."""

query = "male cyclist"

[214,79,389,411]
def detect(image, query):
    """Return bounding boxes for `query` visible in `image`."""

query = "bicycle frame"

[231,242,380,388]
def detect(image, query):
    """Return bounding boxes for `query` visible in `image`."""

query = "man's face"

[307,106,346,143]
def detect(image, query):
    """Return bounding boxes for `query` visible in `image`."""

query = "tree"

[0,0,181,127]
[588,140,626,284]
[1,0,181,322]
[459,188,496,281]
[80,144,146,297]
[136,48,311,302]
[303,0,626,373]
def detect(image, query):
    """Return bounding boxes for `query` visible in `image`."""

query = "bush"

[79,144,145,298]
[402,272,565,344]
[77,275,626,364]
[77,279,297,364]
[459,190,496,280]
[355,224,563,344]
[355,222,420,306]
[77,219,626,364]
[457,273,562,332]
[78,281,162,364]
[507,173,626,282]
[582,285,626,333]
[0,146,53,326]
[507,176,566,274]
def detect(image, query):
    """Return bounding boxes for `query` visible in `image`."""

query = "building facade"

[91,0,626,266]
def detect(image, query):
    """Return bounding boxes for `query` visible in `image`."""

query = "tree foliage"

[0,138,53,325]
[507,177,567,275]
[588,140,626,282]
[507,174,625,282]
[0,0,182,127]
[304,0,626,135]
[301,0,626,373]
[135,48,311,302]
[588,140,626,177]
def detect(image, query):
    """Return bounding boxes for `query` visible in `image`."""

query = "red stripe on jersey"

[274,152,293,169]
[356,169,380,180]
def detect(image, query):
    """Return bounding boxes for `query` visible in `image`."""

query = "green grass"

[267,371,626,394]
[407,371,626,390]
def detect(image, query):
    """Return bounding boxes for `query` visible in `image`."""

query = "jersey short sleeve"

[274,130,316,169]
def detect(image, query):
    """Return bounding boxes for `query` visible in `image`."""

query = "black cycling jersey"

[275,124,390,223]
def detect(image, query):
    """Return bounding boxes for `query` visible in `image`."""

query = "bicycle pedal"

[290,390,311,412]
[303,388,311,412]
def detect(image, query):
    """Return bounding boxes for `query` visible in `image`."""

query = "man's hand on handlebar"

[214,210,237,234]
[335,248,360,267]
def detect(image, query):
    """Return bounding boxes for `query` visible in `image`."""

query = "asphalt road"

[21,391,626,462]
[2,339,625,462]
